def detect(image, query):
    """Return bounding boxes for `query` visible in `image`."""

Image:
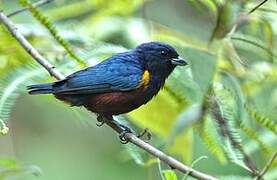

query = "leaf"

[231,34,277,61]
[182,156,208,179]
[162,170,178,180]
[0,119,9,135]
[239,122,272,154]
[208,94,254,172]
[0,157,19,169]
[220,71,246,122]
[210,1,242,40]
[169,104,203,139]
[166,67,202,103]
[181,48,217,96]
[128,89,184,138]
[193,0,217,14]
[0,157,42,179]
[197,118,227,163]
[246,105,277,134]
[19,0,86,67]
[0,63,48,133]
[218,175,251,180]
[120,144,145,166]
[168,129,193,163]
[222,139,250,172]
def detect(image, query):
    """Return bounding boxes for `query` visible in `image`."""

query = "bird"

[27,41,187,141]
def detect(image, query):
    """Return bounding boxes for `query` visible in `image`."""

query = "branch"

[248,0,269,14]
[0,12,217,180]
[7,0,54,17]
[0,11,64,80]
[255,151,277,180]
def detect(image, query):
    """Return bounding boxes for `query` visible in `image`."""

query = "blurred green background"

[0,0,276,179]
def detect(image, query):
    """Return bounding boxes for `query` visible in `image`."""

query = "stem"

[248,0,268,14]
[0,12,217,180]
[255,151,277,180]
[0,11,64,80]
[7,0,54,17]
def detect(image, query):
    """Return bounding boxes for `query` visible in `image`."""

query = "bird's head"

[135,42,187,77]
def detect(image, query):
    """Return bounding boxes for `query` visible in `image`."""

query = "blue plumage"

[28,42,187,116]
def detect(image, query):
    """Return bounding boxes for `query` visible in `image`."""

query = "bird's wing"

[53,54,144,95]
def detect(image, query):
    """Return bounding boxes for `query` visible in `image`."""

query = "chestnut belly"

[83,89,149,115]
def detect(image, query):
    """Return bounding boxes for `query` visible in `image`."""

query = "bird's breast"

[63,70,166,116]
[84,86,153,115]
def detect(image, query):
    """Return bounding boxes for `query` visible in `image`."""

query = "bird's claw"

[137,128,152,141]
[119,127,152,144]
[118,126,133,144]
[118,124,136,144]
[119,132,129,144]
[96,116,152,144]
[96,121,105,127]
[96,115,105,127]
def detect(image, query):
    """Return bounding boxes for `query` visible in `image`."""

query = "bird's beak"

[170,57,188,66]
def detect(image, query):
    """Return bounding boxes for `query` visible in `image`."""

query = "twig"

[248,0,269,14]
[255,151,277,180]
[231,36,277,60]
[0,12,217,180]
[7,0,54,17]
[0,11,64,79]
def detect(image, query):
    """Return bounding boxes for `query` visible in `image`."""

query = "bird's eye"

[161,50,168,56]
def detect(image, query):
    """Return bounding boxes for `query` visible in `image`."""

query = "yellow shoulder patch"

[141,70,150,88]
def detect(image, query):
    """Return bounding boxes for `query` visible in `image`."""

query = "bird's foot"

[137,128,152,141]
[118,124,133,144]
[119,126,152,144]
[96,115,152,144]
[96,115,105,127]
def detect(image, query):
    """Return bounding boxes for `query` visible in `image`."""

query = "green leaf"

[239,122,272,154]
[0,157,19,169]
[169,104,203,139]
[0,118,8,135]
[246,105,277,134]
[128,89,184,138]
[19,0,86,67]
[181,48,217,96]
[211,1,242,40]
[197,118,227,163]
[162,170,178,180]
[0,64,47,123]
[220,71,246,122]
[208,94,253,172]
[120,144,145,166]
[231,34,277,61]
[0,157,42,179]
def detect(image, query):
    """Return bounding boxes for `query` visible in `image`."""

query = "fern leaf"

[0,63,48,134]
[208,94,257,173]
[19,0,86,67]
[197,118,227,163]
[246,105,277,134]
[231,34,277,60]
[239,122,272,154]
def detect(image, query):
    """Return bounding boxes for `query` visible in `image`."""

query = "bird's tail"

[27,83,54,95]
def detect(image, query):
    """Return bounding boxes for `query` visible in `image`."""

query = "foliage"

[0,157,41,179]
[0,0,276,179]
[19,0,86,67]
